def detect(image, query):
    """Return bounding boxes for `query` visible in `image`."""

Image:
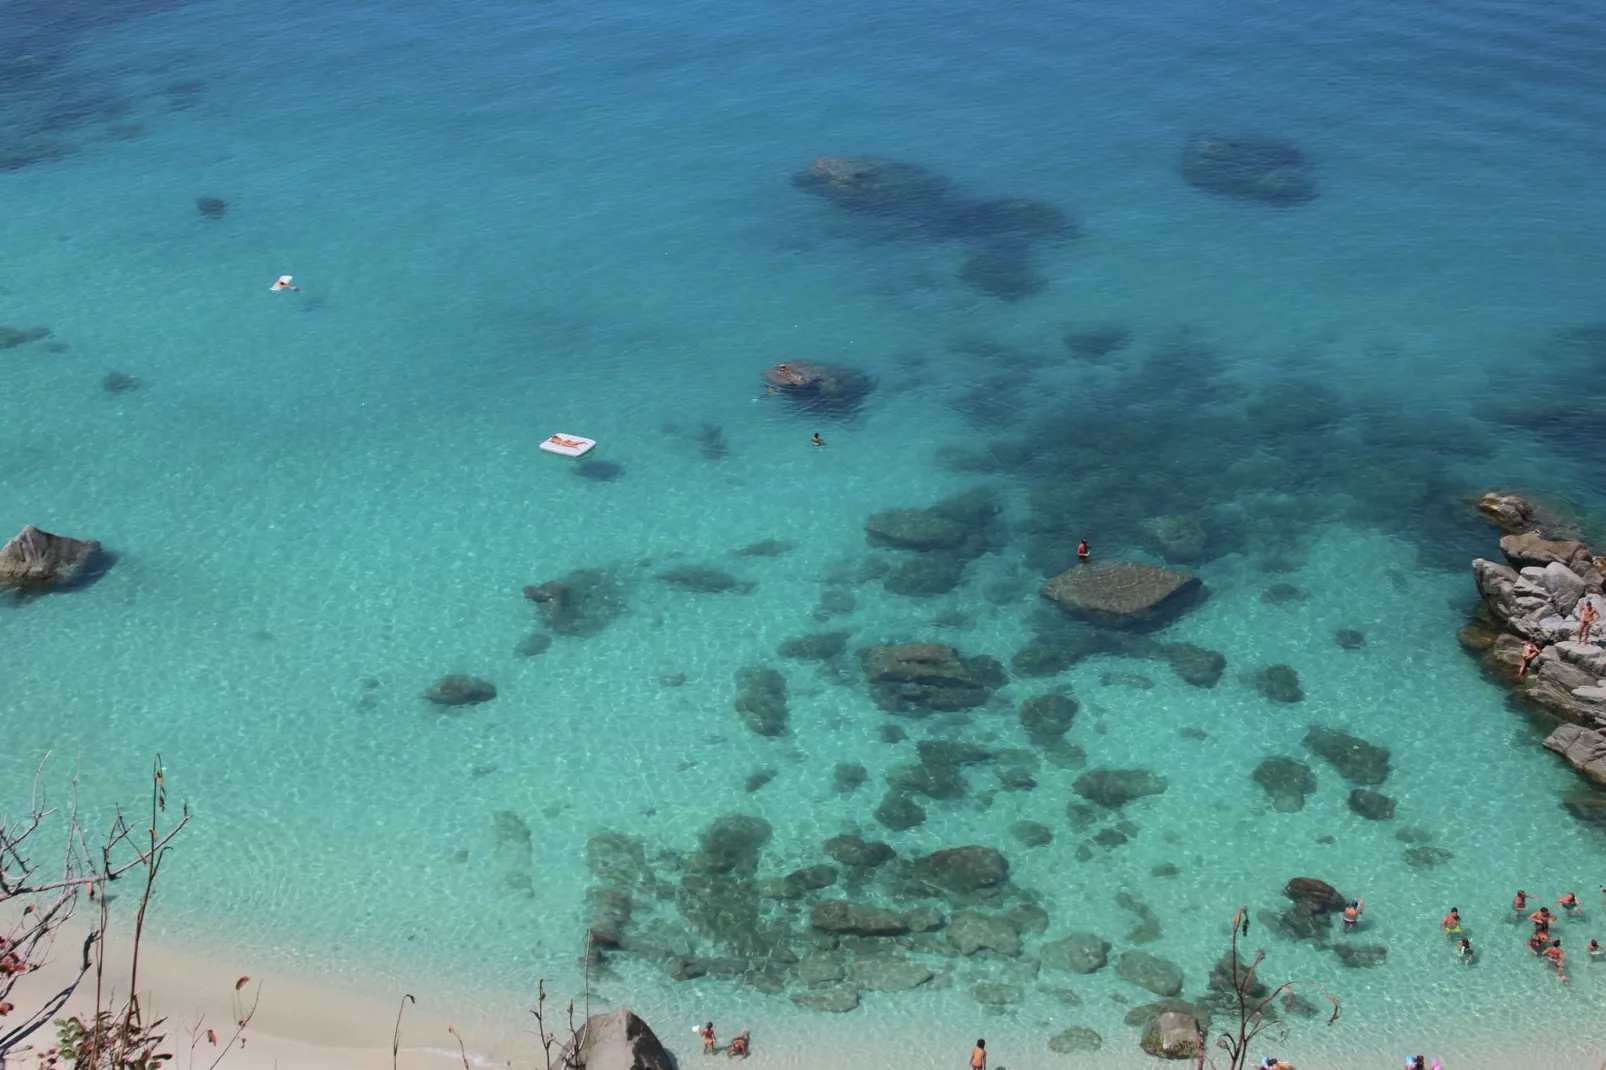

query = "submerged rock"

[1252,756,1317,812]
[1019,692,1079,744]
[423,674,496,706]
[1073,768,1169,808]
[822,834,895,868]
[733,666,789,736]
[1333,944,1388,968]
[1347,788,1397,821]
[793,155,950,217]
[913,845,1009,892]
[790,987,860,1013]
[883,555,968,596]
[860,643,1001,713]
[523,569,626,638]
[195,196,227,218]
[848,956,933,991]
[948,911,1022,956]
[1047,1027,1103,1053]
[1140,1010,1203,1060]
[0,526,101,589]
[777,630,850,660]
[1039,933,1110,974]
[1335,628,1367,649]
[1041,560,1203,630]
[1303,725,1391,786]
[811,900,912,935]
[873,791,926,831]
[0,326,52,349]
[1181,134,1317,206]
[761,360,874,418]
[658,566,753,594]
[1062,324,1132,361]
[1249,664,1305,703]
[690,814,772,875]
[1114,951,1184,997]
[958,245,1047,302]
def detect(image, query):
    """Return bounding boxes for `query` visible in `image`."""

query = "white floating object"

[269,274,298,292]
[540,433,596,458]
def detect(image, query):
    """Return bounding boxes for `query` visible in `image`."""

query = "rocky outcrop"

[1543,723,1606,786]
[1040,560,1203,630]
[1462,496,1606,812]
[760,360,874,417]
[1180,135,1316,206]
[0,526,101,589]
[574,1010,674,1070]
[859,643,1005,713]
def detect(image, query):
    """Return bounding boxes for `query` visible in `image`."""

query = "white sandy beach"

[9,925,1606,1070]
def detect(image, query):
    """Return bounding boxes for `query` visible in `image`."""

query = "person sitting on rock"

[726,1030,750,1060]
[1518,641,1542,677]
[1579,601,1600,645]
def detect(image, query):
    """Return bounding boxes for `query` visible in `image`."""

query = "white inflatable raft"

[540,433,596,458]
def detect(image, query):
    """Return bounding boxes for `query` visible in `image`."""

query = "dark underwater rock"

[423,674,496,706]
[883,555,968,596]
[958,244,1048,301]
[1335,628,1367,649]
[1181,134,1317,206]
[913,845,1009,893]
[100,370,141,393]
[733,666,789,736]
[523,569,626,638]
[832,762,868,793]
[793,155,951,218]
[873,790,926,831]
[1040,933,1110,974]
[195,195,226,218]
[657,566,753,594]
[1063,324,1133,360]
[1020,692,1079,744]
[689,813,772,875]
[515,632,553,656]
[860,643,999,713]
[1073,768,1169,808]
[822,834,895,867]
[761,360,874,418]
[0,326,52,349]
[1304,725,1391,786]
[1252,756,1317,812]
[1347,788,1397,821]
[777,630,850,660]
[1249,664,1305,703]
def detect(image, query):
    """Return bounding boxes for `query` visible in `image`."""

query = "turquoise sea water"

[5,0,1606,1065]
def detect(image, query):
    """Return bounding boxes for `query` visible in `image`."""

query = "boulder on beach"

[574,1009,674,1070]
[0,526,101,589]
[1040,560,1203,630]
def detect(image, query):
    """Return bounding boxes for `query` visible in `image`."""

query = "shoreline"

[13,924,1606,1070]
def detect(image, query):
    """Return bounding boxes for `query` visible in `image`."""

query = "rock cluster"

[1461,493,1606,811]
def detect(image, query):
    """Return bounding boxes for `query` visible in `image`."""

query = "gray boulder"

[1543,724,1606,786]
[574,1010,674,1070]
[1041,560,1203,630]
[1541,562,1588,616]
[1039,932,1110,974]
[0,526,101,589]
[1114,950,1184,996]
[1140,1010,1202,1060]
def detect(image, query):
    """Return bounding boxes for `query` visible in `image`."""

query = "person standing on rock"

[970,1039,987,1070]
[1579,601,1599,645]
[1518,641,1541,677]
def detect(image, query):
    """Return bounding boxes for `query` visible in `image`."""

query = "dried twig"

[393,993,416,1070]
[1196,907,1340,1070]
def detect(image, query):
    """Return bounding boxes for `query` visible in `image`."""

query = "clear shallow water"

[4,0,1606,1064]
